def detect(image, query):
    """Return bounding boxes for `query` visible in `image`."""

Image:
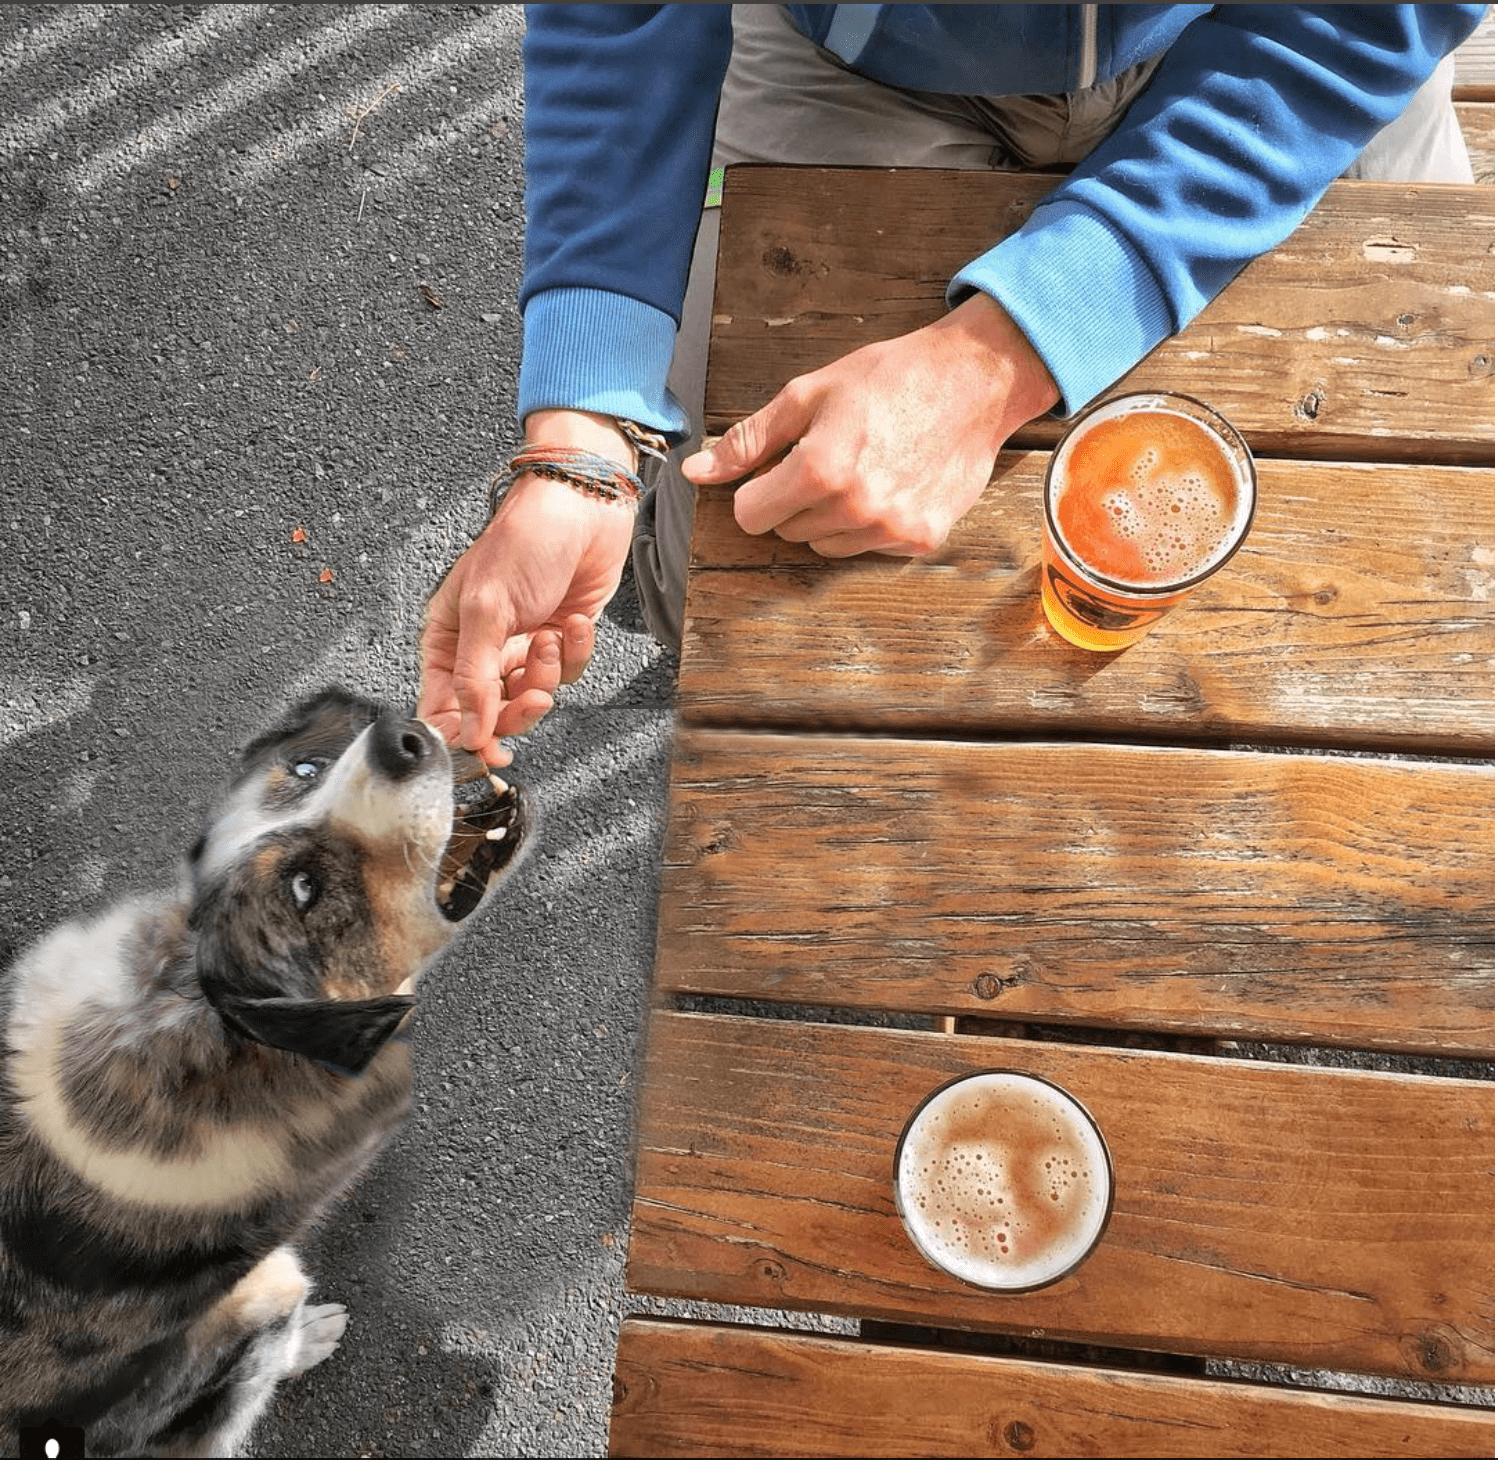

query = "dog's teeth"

[484,825,507,841]
[437,878,456,899]
[487,772,509,795]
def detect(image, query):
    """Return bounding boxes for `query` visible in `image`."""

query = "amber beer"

[1041,392,1256,651]
[893,1071,1112,1291]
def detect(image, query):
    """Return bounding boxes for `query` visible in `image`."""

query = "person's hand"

[681,293,1060,557]
[418,411,638,765]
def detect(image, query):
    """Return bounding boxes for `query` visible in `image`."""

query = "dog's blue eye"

[292,759,325,780]
[289,871,320,910]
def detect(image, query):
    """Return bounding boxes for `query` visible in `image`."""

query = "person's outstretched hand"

[418,411,638,765]
[682,293,1060,556]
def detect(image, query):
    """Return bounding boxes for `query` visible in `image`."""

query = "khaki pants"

[631,4,1471,649]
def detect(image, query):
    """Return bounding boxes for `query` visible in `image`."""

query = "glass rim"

[892,1068,1115,1293]
[1043,390,1258,599]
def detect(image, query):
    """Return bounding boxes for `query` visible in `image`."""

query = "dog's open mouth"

[435,750,527,922]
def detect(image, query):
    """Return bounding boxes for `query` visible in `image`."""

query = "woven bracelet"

[617,418,670,465]
[488,419,671,517]
[489,446,644,515]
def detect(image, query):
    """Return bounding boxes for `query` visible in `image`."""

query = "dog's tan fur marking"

[252,842,283,878]
[14,1016,296,1207]
[315,842,448,1002]
[368,863,448,996]
[203,1247,309,1337]
[196,777,301,884]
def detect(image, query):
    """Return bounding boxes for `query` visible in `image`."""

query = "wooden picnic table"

[609,163,1495,1458]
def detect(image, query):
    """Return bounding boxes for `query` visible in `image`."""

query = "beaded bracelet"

[488,419,671,517]
[489,446,644,514]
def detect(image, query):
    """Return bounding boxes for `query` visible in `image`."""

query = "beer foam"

[895,1072,1111,1290]
[1099,469,1234,581]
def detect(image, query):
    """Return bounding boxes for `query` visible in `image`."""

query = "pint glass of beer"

[893,1070,1112,1292]
[1041,392,1256,651]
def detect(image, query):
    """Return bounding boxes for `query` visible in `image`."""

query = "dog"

[0,687,528,1457]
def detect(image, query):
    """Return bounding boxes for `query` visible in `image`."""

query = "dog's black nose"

[370,714,439,781]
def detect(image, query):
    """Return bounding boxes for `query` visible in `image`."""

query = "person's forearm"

[520,6,731,326]
[517,5,733,444]
[956,3,1487,412]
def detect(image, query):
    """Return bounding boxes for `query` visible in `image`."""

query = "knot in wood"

[761,245,801,277]
[973,973,1003,1000]
[1414,1329,1457,1374]
[1295,386,1325,421]
[1004,1420,1037,1452]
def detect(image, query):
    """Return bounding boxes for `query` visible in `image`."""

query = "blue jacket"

[518,4,1484,433]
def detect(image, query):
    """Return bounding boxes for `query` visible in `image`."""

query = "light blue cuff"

[518,286,692,442]
[947,200,1179,416]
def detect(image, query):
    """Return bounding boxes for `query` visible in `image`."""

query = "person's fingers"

[772,506,893,557]
[421,624,514,766]
[681,379,812,485]
[731,444,852,539]
[501,618,593,696]
[805,526,914,559]
[473,735,514,769]
[499,632,532,703]
[492,685,555,739]
[500,628,565,718]
[559,612,595,684]
[418,556,512,755]
[773,499,949,558]
[451,611,512,755]
[417,638,460,744]
[417,578,469,743]
[523,628,565,698]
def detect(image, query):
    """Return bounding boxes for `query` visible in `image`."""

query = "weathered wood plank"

[1454,10,1494,102]
[657,731,1494,1057]
[610,1318,1496,1458]
[625,1014,1496,1384]
[706,171,1495,465]
[680,456,1495,756]
[1458,99,1495,183]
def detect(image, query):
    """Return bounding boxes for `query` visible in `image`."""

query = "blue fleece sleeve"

[950,4,1487,415]
[518,4,733,437]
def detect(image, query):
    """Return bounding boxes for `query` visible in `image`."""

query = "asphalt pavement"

[0,6,690,1455]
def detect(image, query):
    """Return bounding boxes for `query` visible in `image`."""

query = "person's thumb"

[681,385,810,484]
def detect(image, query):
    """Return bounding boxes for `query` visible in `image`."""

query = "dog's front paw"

[287,1301,348,1375]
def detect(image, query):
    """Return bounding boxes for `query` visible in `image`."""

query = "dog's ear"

[210,991,416,1077]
